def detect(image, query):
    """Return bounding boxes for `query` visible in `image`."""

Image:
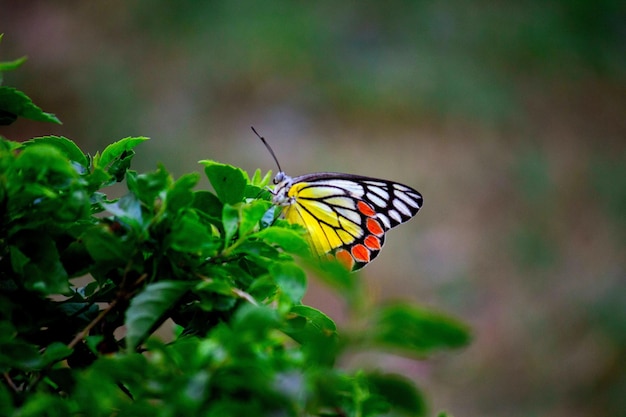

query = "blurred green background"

[2,1,625,416]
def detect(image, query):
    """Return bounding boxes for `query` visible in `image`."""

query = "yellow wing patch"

[282,181,364,256]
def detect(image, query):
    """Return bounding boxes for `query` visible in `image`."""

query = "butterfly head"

[271,171,294,206]
[273,171,286,185]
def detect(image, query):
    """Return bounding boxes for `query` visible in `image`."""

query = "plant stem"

[67,299,118,349]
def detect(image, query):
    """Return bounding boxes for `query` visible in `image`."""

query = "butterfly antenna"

[251,126,283,173]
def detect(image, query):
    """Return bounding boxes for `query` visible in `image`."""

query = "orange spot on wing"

[366,218,384,236]
[335,249,354,270]
[351,244,370,263]
[357,201,376,217]
[364,235,381,250]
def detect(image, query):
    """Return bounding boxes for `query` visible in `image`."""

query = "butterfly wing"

[279,173,423,271]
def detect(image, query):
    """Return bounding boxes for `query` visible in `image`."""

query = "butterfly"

[253,127,423,271]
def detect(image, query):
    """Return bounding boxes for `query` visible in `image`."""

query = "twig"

[3,372,19,393]
[67,299,118,349]
[67,271,147,349]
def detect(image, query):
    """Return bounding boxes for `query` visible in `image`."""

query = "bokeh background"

[2,1,625,416]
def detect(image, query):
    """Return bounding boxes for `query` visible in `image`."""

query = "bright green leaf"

[370,303,471,355]
[126,166,171,206]
[192,190,222,219]
[101,193,144,231]
[365,372,426,417]
[85,166,113,192]
[284,305,338,365]
[290,305,337,334]
[222,204,239,243]
[82,224,135,266]
[169,210,220,254]
[232,304,280,337]
[95,136,149,170]
[195,278,235,296]
[250,168,273,187]
[0,86,61,124]
[270,262,307,304]
[231,240,280,261]
[15,143,77,179]
[244,183,272,200]
[253,227,310,257]
[125,281,190,351]
[22,136,88,168]
[239,200,271,236]
[39,342,73,368]
[166,173,200,214]
[200,160,247,205]
[0,55,27,72]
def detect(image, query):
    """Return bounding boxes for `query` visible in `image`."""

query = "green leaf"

[222,203,239,243]
[9,245,29,274]
[192,190,222,219]
[253,227,310,257]
[289,305,337,335]
[231,239,280,261]
[16,395,74,417]
[284,305,338,365]
[200,160,247,205]
[232,304,280,337]
[369,303,471,355]
[85,167,113,192]
[82,224,135,266]
[244,183,271,200]
[0,86,61,124]
[125,281,190,351]
[93,137,148,183]
[0,325,70,370]
[10,233,70,295]
[7,183,85,228]
[0,341,41,372]
[195,278,236,296]
[365,372,426,417]
[38,342,74,368]
[239,200,271,236]
[101,193,144,231]
[250,168,273,187]
[0,383,13,416]
[169,210,220,254]
[22,136,88,168]
[165,173,200,214]
[0,55,27,72]
[6,144,90,225]
[15,143,77,179]
[270,262,307,304]
[94,136,149,170]
[126,166,171,206]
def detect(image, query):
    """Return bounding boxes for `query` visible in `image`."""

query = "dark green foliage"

[0,35,60,126]
[0,42,470,416]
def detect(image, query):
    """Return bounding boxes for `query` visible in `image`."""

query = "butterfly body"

[270,171,423,271]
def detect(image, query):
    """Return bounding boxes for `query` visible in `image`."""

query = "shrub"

[0,36,470,417]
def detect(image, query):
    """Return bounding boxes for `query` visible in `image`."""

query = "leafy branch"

[0,38,470,417]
